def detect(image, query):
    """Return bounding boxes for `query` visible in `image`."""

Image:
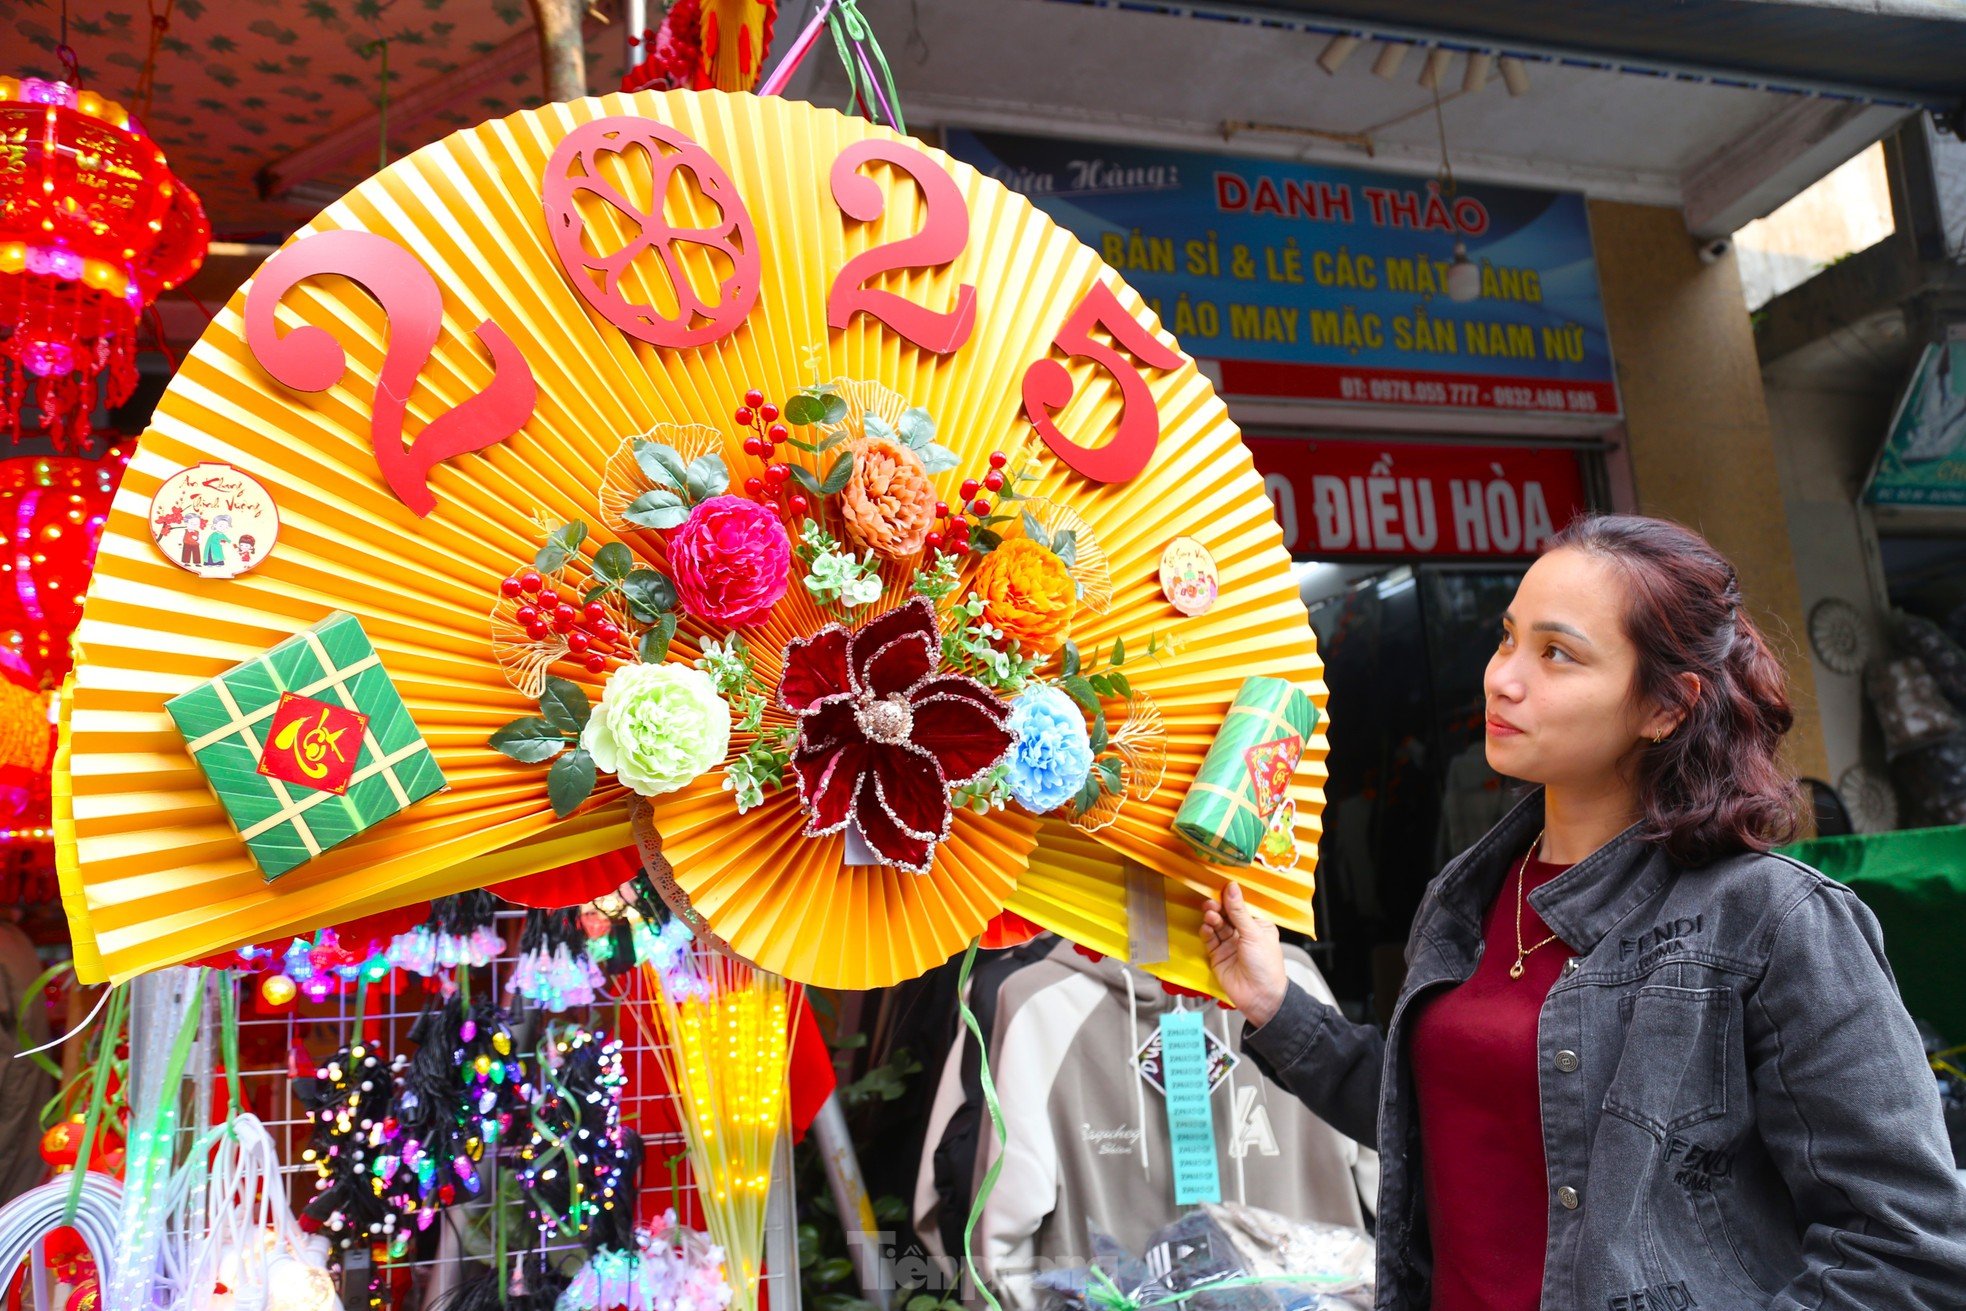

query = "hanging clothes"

[916,941,1375,1309]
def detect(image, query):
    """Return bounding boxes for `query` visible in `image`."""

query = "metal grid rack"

[130,910,799,1311]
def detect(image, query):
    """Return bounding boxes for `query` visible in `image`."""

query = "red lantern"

[0,447,128,686]
[39,1117,83,1169]
[0,77,207,450]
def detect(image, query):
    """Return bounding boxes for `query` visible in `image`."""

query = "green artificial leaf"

[781,433,822,453]
[797,1224,821,1269]
[983,514,1016,526]
[1088,673,1113,698]
[634,441,688,489]
[969,525,1002,554]
[622,569,677,621]
[817,428,851,450]
[488,717,568,764]
[788,464,824,495]
[811,1296,878,1311]
[537,677,591,734]
[1071,772,1103,814]
[582,582,610,605]
[639,612,679,662]
[623,488,689,531]
[552,520,588,552]
[1100,757,1124,793]
[811,1258,855,1288]
[820,451,855,496]
[861,413,897,443]
[1110,670,1133,698]
[819,392,850,425]
[1060,640,1081,678]
[592,541,633,583]
[1112,634,1126,666]
[533,542,570,573]
[1060,674,1107,747]
[1021,511,1050,550]
[783,393,828,427]
[547,748,597,818]
[917,443,961,474]
[1052,529,1078,570]
[684,452,730,503]
[897,406,935,448]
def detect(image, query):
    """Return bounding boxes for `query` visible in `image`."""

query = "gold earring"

[1652,731,1666,745]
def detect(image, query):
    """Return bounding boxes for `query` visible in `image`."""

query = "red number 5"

[828,139,976,355]
[1022,282,1183,484]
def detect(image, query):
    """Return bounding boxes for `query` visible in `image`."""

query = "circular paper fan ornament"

[56,89,1326,991]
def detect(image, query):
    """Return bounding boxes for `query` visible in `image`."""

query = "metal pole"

[809,1093,894,1304]
[763,1127,802,1311]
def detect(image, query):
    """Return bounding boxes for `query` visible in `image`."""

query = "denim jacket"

[1244,791,1966,1310]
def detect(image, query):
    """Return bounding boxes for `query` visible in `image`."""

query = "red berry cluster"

[925,449,1008,556]
[497,569,621,673]
[734,388,812,522]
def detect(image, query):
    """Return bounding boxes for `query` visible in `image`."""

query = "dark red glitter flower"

[778,598,1015,873]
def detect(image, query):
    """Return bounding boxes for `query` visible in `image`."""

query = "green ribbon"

[219,972,243,1123]
[957,938,1005,1311]
[18,961,73,1079]
[826,0,905,133]
[64,983,126,1224]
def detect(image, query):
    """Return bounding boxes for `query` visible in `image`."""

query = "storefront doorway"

[1250,434,1601,1017]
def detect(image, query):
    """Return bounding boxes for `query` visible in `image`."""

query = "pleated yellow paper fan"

[58,89,1326,990]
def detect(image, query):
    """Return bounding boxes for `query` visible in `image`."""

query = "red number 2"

[827,139,976,355]
[245,229,538,518]
[1022,282,1183,484]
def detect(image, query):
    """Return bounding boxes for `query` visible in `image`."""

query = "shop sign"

[1867,342,1966,507]
[1247,438,1590,558]
[946,130,1619,418]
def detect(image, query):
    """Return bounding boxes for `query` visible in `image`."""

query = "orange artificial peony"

[972,537,1075,656]
[840,437,938,559]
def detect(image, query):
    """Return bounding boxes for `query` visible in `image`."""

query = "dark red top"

[1408,855,1576,1311]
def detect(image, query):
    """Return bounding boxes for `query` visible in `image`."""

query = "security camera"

[1697,236,1732,265]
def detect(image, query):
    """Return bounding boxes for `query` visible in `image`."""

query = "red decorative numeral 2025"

[827,138,977,355]
[1023,282,1184,484]
[244,229,539,518]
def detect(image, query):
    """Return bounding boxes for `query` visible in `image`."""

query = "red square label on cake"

[258,693,368,795]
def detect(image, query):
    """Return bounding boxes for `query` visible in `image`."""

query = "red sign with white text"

[1246,438,1589,559]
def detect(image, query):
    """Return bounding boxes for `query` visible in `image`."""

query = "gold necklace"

[1511,827,1561,980]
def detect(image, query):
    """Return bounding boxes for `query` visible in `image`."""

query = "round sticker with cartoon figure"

[149,462,279,580]
[1159,536,1219,616]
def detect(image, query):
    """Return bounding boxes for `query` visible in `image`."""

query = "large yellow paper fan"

[58,89,1327,988]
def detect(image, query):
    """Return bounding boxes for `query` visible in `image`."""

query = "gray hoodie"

[915,939,1377,1308]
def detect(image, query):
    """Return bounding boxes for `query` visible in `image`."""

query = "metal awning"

[1244,0,1966,110]
[790,0,1959,235]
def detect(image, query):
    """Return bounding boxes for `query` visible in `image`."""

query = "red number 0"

[245,229,538,518]
[1022,282,1183,483]
[827,139,977,355]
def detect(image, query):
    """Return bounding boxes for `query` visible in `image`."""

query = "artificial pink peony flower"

[778,598,1015,873]
[668,494,791,627]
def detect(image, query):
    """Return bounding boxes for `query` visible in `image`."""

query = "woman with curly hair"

[1204,514,1966,1310]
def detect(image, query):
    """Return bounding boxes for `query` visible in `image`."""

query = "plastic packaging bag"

[1033,1204,1372,1311]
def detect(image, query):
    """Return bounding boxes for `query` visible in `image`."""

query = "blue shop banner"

[945,129,1619,418]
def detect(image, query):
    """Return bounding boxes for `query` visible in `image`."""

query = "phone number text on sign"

[1211,359,1618,415]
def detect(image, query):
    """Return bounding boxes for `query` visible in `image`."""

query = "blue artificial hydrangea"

[1005,685,1096,814]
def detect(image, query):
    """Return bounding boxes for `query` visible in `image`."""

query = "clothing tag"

[1134,1024,1239,1097]
[1159,1010,1222,1205]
